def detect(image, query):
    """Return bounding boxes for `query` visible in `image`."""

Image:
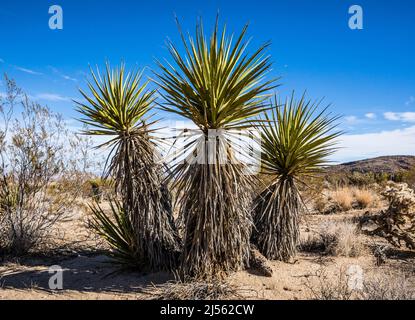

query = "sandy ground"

[1,206,414,300]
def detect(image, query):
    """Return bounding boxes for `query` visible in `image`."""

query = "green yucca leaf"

[257,93,342,180]
[75,63,155,139]
[155,18,277,134]
[89,199,140,267]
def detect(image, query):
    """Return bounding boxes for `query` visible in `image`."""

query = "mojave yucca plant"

[76,63,180,270]
[156,18,276,279]
[253,94,341,261]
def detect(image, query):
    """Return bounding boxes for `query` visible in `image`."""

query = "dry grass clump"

[353,188,377,209]
[147,280,257,300]
[330,188,353,211]
[300,221,365,257]
[325,186,379,212]
[321,221,365,257]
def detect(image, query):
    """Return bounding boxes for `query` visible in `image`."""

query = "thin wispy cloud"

[15,66,43,76]
[62,75,77,82]
[34,93,73,102]
[384,112,415,122]
[405,96,415,106]
[48,66,78,82]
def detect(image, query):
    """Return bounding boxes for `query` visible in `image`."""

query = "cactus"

[361,183,415,249]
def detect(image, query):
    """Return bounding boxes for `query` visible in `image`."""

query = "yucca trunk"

[253,177,301,261]
[111,130,180,270]
[176,141,252,279]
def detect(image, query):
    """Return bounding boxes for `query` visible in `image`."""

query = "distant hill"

[325,155,415,175]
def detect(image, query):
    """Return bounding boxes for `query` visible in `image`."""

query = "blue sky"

[1,0,415,162]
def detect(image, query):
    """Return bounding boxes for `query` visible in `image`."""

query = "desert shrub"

[325,171,391,188]
[301,221,365,257]
[87,178,112,201]
[306,267,415,300]
[305,267,354,300]
[348,172,377,186]
[401,166,415,189]
[359,272,415,300]
[353,188,377,209]
[0,75,92,256]
[360,182,415,249]
[313,196,328,214]
[330,188,353,211]
[299,232,326,252]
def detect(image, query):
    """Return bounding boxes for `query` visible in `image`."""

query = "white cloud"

[15,66,43,75]
[384,112,415,122]
[331,125,415,162]
[344,115,358,124]
[405,96,415,106]
[34,93,73,102]
[365,112,376,119]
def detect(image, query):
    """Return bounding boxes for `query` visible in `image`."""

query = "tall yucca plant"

[156,19,276,279]
[76,63,180,270]
[252,94,341,261]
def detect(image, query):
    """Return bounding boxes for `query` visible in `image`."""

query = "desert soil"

[1,206,414,300]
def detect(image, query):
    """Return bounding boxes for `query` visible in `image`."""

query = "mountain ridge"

[325,155,415,174]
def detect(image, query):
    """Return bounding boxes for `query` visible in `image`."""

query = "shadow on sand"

[0,253,174,295]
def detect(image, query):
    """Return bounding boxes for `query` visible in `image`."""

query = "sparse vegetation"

[360,271,415,300]
[0,75,91,256]
[330,188,353,211]
[305,267,354,300]
[1,15,414,302]
[301,221,365,257]
[353,188,377,209]
[306,266,415,300]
